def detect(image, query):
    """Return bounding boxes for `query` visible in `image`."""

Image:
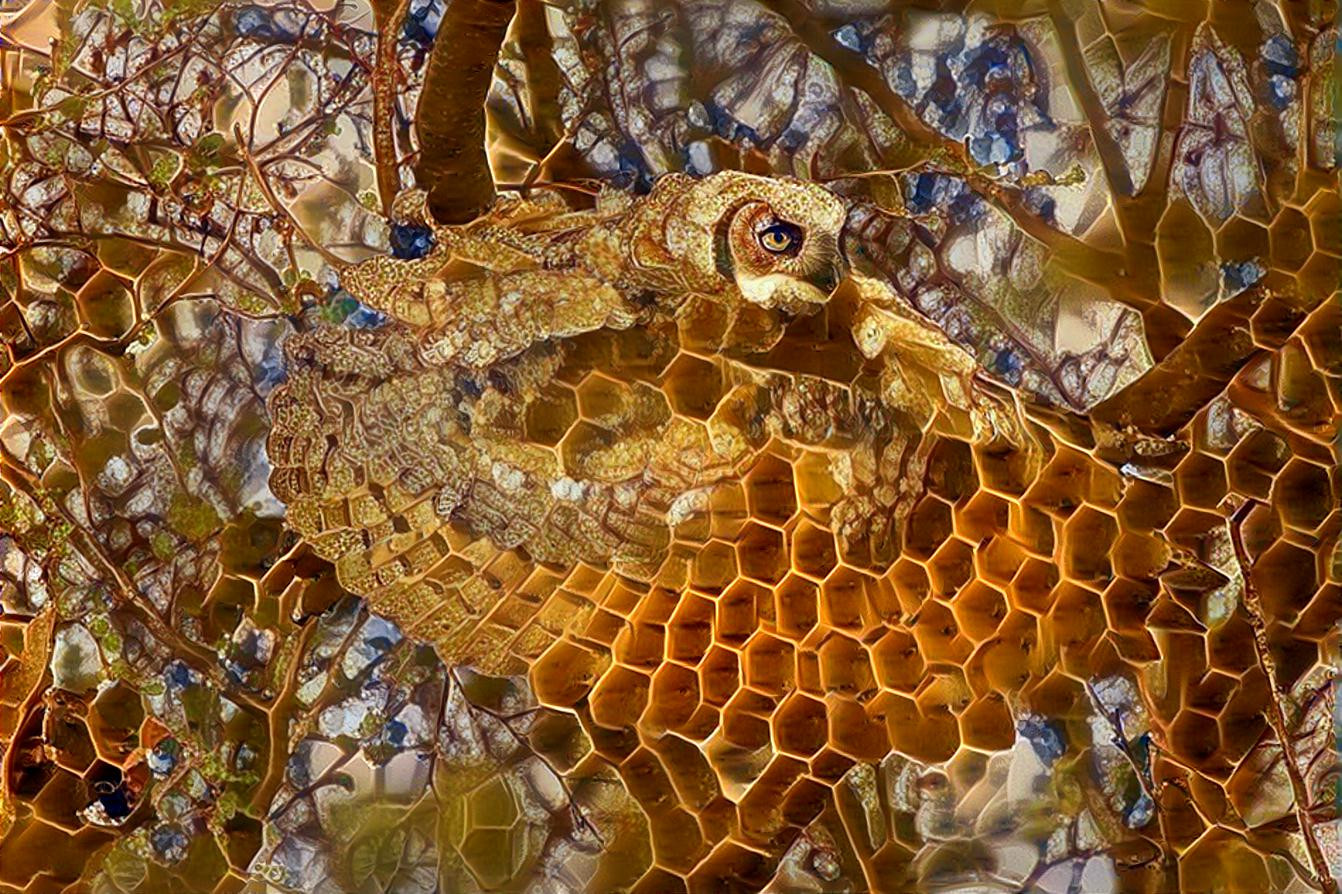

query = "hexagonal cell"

[1061,507,1117,582]
[910,600,969,665]
[743,633,796,696]
[891,706,959,765]
[667,593,714,663]
[819,566,877,633]
[645,663,701,734]
[523,386,578,446]
[87,681,144,763]
[613,620,665,671]
[735,521,787,584]
[889,557,931,617]
[1295,252,1341,308]
[75,271,136,340]
[1008,556,1059,614]
[1157,199,1218,320]
[618,748,679,825]
[650,733,719,809]
[589,665,651,730]
[721,689,775,749]
[1227,428,1290,500]
[743,453,797,526]
[1177,831,1270,893]
[662,353,724,419]
[871,629,924,693]
[1215,214,1270,264]
[822,699,886,763]
[926,537,974,597]
[559,419,618,477]
[1272,458,1333,531]
[716,579,766,645]
[925,436,977,502]
[957,694,1014,751]
[1048,583,1105,656]
[1168,710,1224,771]
[691,539,738,593]
[1299,300,1342,374]
[904,495,953,561]
[1174,451,1228,510]
[1253,539,1318,623]
[974,619,1037,691]
[955,490,1009,542]
[951,581,1007,643]
[43,704,96,775]
[1008,501,1055,555]
[972,438,1036,498]
[575,372,631,421]
[1111,530,1172,582]
[793,450,844,513]
[816,634,875,697]
[773,693,828,757]
[1025,448,1094,517]
[1249,295,1309,349]
[1306,188,1342,256]
[774,573,819,641]
[1102,577,1159,634]
[791,521,838,579]
[30,765,84,830]
[1268,205,1312,271]
[532,640,605,707]
[699,646,740,706]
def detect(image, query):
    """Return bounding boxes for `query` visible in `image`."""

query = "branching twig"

[1229,498,1338,894]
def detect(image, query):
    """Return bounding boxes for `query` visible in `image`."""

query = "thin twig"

[1229,498,1337,894]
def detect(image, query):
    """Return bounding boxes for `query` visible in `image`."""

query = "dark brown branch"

[414,0,516,223]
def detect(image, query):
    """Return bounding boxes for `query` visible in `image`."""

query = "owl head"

[631,172,848,314]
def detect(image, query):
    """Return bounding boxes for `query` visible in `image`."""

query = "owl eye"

[757,220,803,255]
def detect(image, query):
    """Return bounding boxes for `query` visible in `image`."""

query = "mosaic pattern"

[0,0,1339,892]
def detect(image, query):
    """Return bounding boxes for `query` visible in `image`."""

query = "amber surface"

[0,1,1339,892]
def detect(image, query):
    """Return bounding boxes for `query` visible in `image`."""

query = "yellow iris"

[758,222,801,254]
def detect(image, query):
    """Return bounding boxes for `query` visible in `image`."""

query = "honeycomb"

[0,0,1339,892]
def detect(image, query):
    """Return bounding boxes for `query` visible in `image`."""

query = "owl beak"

[805,260,844,296]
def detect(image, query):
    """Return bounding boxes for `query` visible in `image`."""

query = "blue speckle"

[616,142,655,194]
[948,190,985,226]
[832,24,863,53]
[402,0,443,46]
[993,347,1024,385]
[164,660,193,692]
[346,304,388,329]
[1221,259,1265,295]
[99,787,132,819]
[150,824,190,863]
[148,740,179,777]
[962,44,1011,88]
[234,5,295,41]
[390,223,435,260]
[1261,35,1299,109]
[1124,792,1155,828]
[234,6,271,36]
[909,173,940,214]
[1018,715,1066,765]
[926,60,959,115]
[386,719,408,746]
[1262,34,1299,77]
[1266,74,1296,109]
